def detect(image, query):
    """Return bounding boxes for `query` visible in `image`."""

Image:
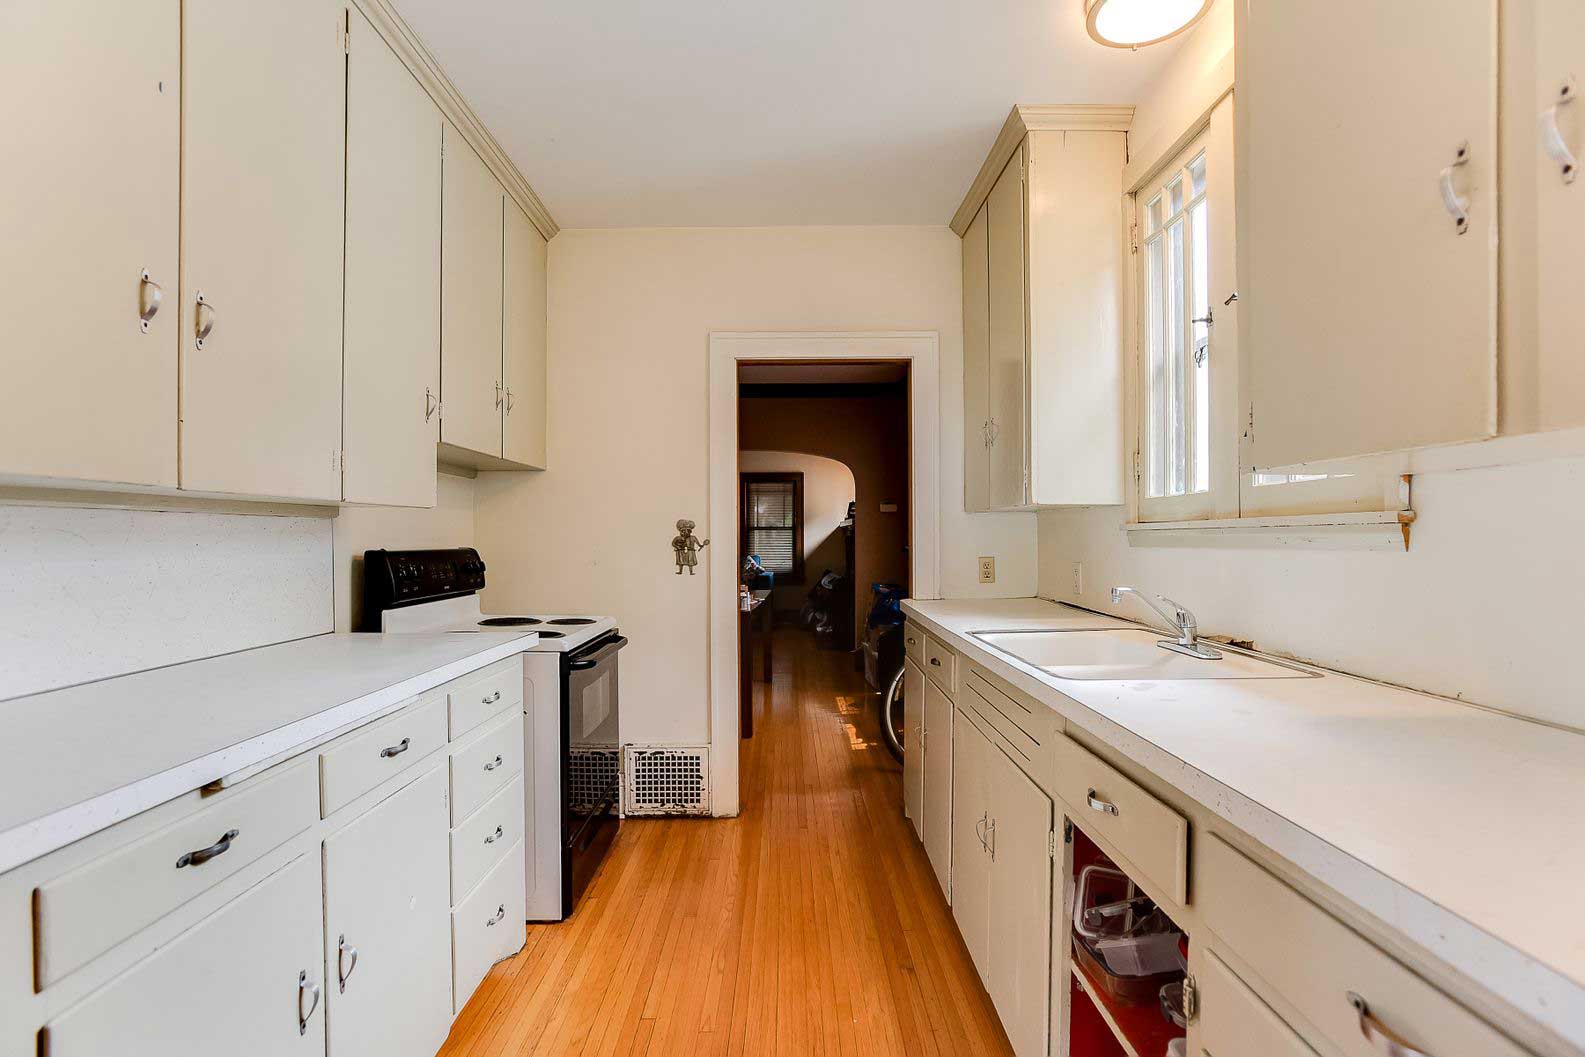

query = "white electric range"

[361,548,625,922]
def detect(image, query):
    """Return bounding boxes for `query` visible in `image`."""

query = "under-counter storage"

[449,709,524,825]
[451,838,526,1014]
[33,757,317,989]
[40,853,325,1056]
[923,635,957,695]
[1197,948,1320,1057]
[319,693,449,818]
[451,774,524,902]
[447,657,523,739]
[1200,835,1533,1057]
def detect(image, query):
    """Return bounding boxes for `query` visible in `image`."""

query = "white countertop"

[903,597,1585,1049]
[0,631,537,874]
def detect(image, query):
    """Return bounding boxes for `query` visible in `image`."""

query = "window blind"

[745,479,797,573]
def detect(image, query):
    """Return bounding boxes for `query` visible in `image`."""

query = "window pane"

[745,480,798,573]
[1166,216,1186,495]
[1146,194,1162,234]
[1190,198,1210,494]
[1145,233,1167,498]
[1168,174,1184,216]
[1188,152,1207,198]
[748,528,795,572]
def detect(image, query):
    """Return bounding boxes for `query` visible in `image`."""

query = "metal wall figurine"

[671,519,709,574]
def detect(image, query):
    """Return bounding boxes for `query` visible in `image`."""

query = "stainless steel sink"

[970,628,1316,681]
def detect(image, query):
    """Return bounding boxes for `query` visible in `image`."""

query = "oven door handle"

[566,791,618,852]
[568,635,629,670]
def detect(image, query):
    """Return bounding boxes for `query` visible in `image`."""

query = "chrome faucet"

[1111,587,1222,660]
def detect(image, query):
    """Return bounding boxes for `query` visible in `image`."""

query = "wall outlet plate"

[977,556,996,584]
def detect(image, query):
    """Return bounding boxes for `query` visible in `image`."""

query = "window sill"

[1124,510,1415,551]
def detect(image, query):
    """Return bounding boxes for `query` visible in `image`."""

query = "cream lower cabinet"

[951,706,1053,1057]
[323,766,454,1057]
[903,657,926,839]
[921,674,954,897]
[41,854,326,1056]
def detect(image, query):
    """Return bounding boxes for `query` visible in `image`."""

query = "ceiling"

[395,0,1186,229]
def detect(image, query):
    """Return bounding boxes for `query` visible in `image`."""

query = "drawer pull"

[486,903,506,927]
[906,636,916,645]
[175,828,238,869]
[1085,789,1120,817]
[482,690,502,704]
[484,824,504,845]
[929,657,942,667]
[138,270,163,332]
[336,934,359,993]
[1349,992,1433,1057]
[379,737,411,759]
[483,754,505,772]
[975,811,989,850]
[298,970,320,1036]
[1542,79,1577,184]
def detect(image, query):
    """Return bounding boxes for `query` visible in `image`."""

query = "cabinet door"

[182,0,345,499]
[503,200,548,469]
[1238,0,1497,469]
[962,204,991,512]
[986,746,1053,1057]
[921,674,954,897]
[986,145,1029,508]
[902,658,925,839]
[1500,0,1585,434]
[43,854,325,1056]
[343,8,442,507]
[441,126,505,458]
[0,0,179,487]
[323,767,453,1057]
[949,709,991,977]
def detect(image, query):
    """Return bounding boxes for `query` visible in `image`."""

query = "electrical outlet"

[1072,561,1084,596]
[977,556,996,584]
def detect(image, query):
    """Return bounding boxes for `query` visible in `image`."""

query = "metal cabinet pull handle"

[1086,789,1120,817]
[425,387,440,423]
[337,934,359,993]
[1438,142,1471,234]
[494,381,504,410]
[974,811,988,850]
[194,291,216,349]
[298,971,320,1036]
[505,387,516,413]
[483,753,504,772]
[486,903,506,926]
[175,828,238,869]
[380,737,410,759]
[929,657,942,667]
[986,818,997,861]
[1349,992,1432,1057]
[906,636,916,646]
[1542,79,1577,184]
[138,270,163,332]
[482,690,502,704]
[484,824,504,845]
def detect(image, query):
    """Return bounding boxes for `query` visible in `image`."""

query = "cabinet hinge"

[1132,449,1142,484]
[342,9,350,53]
[1047,831,1057,859]
[333,449,344,474]
[1245,402,1256,443]
[1182,973,1199,1022]
[1128,221,1141,254]
[1063,819,1074,844]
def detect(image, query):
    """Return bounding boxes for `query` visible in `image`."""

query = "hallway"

[438,630,1015,1057]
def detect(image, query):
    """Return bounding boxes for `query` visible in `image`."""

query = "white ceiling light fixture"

[1084,0,1213,49]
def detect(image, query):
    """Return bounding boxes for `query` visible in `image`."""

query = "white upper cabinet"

[985,147,1030,510]
[180,0,346,500]
[962,205,991,512]
[503,200,548,469]
[441,126,507,461]
[1500,0,1585,435]
[1238,0,1498,469]
[0,0,180,488]
[343,9,443,507]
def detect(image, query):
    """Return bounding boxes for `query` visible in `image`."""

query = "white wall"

[475,226,1037,746]
[739,450,855,609]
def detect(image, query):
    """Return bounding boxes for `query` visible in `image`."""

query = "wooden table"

[739,590,773,738]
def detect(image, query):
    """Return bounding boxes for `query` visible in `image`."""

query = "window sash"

[740,473,804,580]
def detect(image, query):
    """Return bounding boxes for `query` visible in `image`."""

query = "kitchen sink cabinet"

[903,657,925,842]
[921,672,954,897]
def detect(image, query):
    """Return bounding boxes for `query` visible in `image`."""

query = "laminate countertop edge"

[901,597,1585,1052]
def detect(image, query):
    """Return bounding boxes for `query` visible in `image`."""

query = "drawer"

[903,623,925,666]
[450,773,523,905]
[320,694,448,817]
[1201,835,1532,1057]
[923,634,956,695]
[447,656,523,740]
[450,709,523,825]
[1200,948,1320,1057]
[1051,734,1188,906]
[34,758,317,989]
[452,838,525,1013]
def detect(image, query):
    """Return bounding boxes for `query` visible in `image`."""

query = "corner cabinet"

[959,107,1130,511]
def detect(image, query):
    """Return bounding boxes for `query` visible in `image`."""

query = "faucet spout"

[1110,586,1222,660]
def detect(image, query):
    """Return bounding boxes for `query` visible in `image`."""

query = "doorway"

[707,332,942,816]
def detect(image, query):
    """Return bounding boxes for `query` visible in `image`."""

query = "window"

[741,473,804,582]
[1132,94,1402,526]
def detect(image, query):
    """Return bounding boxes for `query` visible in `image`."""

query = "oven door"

[563,633,626,912]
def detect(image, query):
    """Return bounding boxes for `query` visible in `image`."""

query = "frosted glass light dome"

[1084,0,1213,48]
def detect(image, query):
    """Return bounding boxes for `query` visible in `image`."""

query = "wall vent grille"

[622,746,711,816]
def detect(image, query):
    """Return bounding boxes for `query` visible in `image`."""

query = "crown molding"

[949,104,1135,235]
[353,0,559,240]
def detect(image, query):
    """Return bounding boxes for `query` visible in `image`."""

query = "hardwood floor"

[439,630,1015,1057]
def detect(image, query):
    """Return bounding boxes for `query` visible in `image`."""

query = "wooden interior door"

[949,709,991,978]
[441,125,505,458]
[902,658,925,838]
[962,204,991,512]
[503,200,548,468]
[986,746,1053,1057]
[921,674,954,896]
[1238,0,1497,469]
[323,767,453,1057]
[181,0,345,499]
[343,8,442,506]
[986,145,1029,507]
[0,0,179,487]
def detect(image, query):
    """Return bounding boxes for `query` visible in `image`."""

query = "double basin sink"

[970,628,1316,682]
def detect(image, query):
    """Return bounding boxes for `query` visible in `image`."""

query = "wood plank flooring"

[439,630,1015,1057]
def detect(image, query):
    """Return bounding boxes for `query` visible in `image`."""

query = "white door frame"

[707,331,941,816]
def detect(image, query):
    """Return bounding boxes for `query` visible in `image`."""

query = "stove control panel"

[361,547,486,629]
